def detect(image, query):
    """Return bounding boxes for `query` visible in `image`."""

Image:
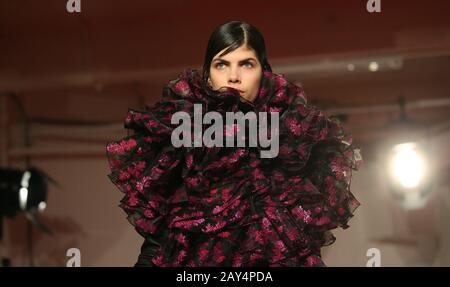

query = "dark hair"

[202,21,272,86]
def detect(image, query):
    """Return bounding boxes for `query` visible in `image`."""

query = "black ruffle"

[106,68,362,266]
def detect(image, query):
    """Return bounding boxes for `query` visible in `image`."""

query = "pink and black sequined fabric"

[106,68,362,267]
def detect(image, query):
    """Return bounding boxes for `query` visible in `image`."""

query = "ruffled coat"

[106,68,362,267]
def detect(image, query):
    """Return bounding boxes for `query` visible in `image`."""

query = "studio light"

[383,141,433,209]
[380,98,434,209]
[389,142,426,189]
[369,61,379,72]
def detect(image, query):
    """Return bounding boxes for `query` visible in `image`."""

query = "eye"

[215,62,226,69]
[242,62,254,68]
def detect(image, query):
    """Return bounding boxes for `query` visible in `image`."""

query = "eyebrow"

[212,57,257,64]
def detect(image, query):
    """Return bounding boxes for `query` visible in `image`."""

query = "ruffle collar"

[165,68,305,115]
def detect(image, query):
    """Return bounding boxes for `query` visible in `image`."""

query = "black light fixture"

[0,167,48,217]
[0,166,54,237]
[0,167,53,266]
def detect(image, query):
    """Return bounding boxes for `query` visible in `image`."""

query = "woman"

[106,21,362,267]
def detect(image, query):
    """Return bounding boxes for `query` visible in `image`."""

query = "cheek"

[209,71,225,89]
[246,73,262,91]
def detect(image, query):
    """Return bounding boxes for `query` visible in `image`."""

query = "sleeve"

[279,94,362,247]
[303,114,361,227]
[106,101,186,260]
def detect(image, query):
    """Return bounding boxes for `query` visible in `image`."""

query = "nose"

[228,67,241,84]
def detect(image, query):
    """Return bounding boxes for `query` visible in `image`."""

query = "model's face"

[209,45,262,103]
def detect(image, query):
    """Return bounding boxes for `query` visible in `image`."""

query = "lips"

[221,86,244,94]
